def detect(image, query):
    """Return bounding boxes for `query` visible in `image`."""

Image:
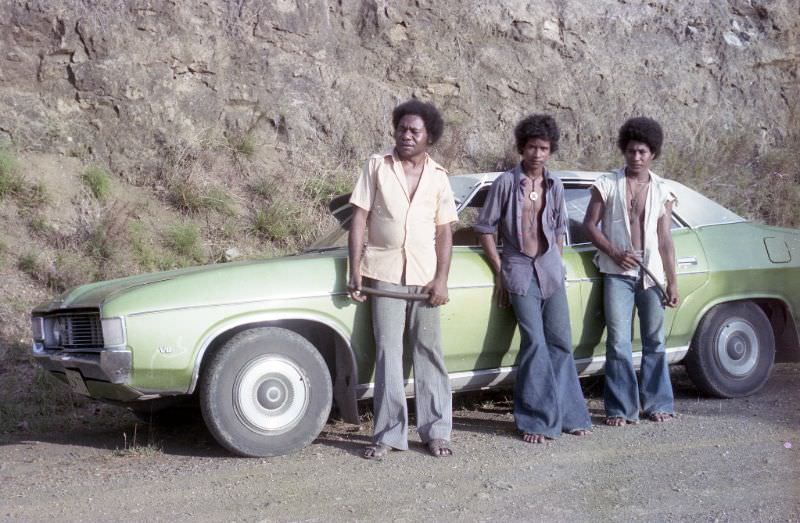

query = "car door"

[445,183,520,380]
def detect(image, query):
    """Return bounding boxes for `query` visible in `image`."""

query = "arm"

[423,223,453,306]
[583,188,640,271]
[348,206,368,302]
[657,200,679,307]
[478,233,509,308]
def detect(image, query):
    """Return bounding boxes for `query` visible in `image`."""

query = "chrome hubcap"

[234,355,309,434]
[716,319,758,377]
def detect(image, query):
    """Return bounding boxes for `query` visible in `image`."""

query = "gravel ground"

[1,364,798,523]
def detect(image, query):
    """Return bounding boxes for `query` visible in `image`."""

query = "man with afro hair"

[584,116,678,426]
[474,114,592,443]
[348,99,457,459]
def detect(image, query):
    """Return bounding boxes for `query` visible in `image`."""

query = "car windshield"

[305,218,350,251]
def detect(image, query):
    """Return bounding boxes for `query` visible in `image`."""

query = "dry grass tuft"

[662,131,800,228]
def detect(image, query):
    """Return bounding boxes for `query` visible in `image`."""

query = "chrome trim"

[187,311,355,394]
[354,346,690,399]
[677,256,698,266]
[32,346,132,383]
[127,294,351,317]
[696,219,748,228]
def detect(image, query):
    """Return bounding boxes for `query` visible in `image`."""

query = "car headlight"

[31,316,44,341]
[101,318,126,347]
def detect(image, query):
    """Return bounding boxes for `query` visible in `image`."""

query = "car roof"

[450,170,745,229]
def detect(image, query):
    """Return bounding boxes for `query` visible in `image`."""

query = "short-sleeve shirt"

[473,165,569,298]
[592,168,677,289]
[349,149,458,286]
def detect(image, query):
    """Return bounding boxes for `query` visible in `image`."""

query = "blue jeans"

[509,273,591,438]
[603,274,674,421]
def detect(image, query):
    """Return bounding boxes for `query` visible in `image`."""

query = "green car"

[30,171,800,456]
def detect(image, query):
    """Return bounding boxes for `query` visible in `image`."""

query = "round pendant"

[529,191,538,201]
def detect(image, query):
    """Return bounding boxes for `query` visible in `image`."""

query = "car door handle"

[677,256,698,266]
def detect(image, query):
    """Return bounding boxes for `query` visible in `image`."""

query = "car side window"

[453,186,491,246]
[564,184,682,247]
[564,186,592,246]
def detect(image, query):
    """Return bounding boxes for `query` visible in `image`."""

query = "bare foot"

[426,439,453,457]
[604,417,627,427]
[647,412,675,422]
[522,433,547,444]
[567,428,592,436]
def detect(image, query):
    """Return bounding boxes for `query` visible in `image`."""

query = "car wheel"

[199,327,332,457]
[685,302,775,398]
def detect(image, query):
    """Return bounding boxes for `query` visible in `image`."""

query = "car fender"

[684,292,799,359]
[186,310,360,424]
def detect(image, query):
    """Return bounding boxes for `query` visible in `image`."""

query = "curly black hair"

[617,117,664,158]
[392,100,444,145]
[514,114,560,154]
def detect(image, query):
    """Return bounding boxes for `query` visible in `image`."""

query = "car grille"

[46,312,104,350]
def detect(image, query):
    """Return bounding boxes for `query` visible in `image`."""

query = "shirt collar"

[383,148,446,173]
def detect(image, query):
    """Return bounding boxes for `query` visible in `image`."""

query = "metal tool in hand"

[355,286,430,301]
[635,259,668,305]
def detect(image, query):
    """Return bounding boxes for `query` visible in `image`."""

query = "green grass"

[301,171,353,203]
[203,186,234,215]
[0,147,24,199]
[130,221,160,270]
[164,223,205,263]
[17,252,41,276]
[248,201,312,243]
[81,166,112,200]
[28,214,51,235]
[168,178,233,215]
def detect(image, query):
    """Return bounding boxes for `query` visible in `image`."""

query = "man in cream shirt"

[348,100,458,459]
[584,116,679,426]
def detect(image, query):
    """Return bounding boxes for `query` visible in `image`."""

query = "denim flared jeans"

[509,273,592,438]
[603,274,675,421]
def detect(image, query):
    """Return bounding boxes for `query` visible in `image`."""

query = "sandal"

[363,444,390,460]
[426,438,452,457]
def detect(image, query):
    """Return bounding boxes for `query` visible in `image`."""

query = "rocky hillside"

[2,0,797,172]
[0,0,798,404]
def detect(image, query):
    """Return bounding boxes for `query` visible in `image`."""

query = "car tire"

[685,302,775,398]
[199,327,332,457]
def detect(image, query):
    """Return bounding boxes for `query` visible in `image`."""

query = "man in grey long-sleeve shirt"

[474,114,591,443]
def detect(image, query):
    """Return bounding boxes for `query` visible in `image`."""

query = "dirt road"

[1,365,798,522]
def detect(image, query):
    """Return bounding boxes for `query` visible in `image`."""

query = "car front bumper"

[32,343,143,401]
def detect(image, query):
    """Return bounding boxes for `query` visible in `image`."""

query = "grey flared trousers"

[368,278,452,450]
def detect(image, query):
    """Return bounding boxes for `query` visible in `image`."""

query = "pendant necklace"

[627,178,649,214]
[529,191,538,201]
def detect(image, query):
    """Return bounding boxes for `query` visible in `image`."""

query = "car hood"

[33,251,349,316]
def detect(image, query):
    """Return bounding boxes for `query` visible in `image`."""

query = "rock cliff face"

[1,0,797,174]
